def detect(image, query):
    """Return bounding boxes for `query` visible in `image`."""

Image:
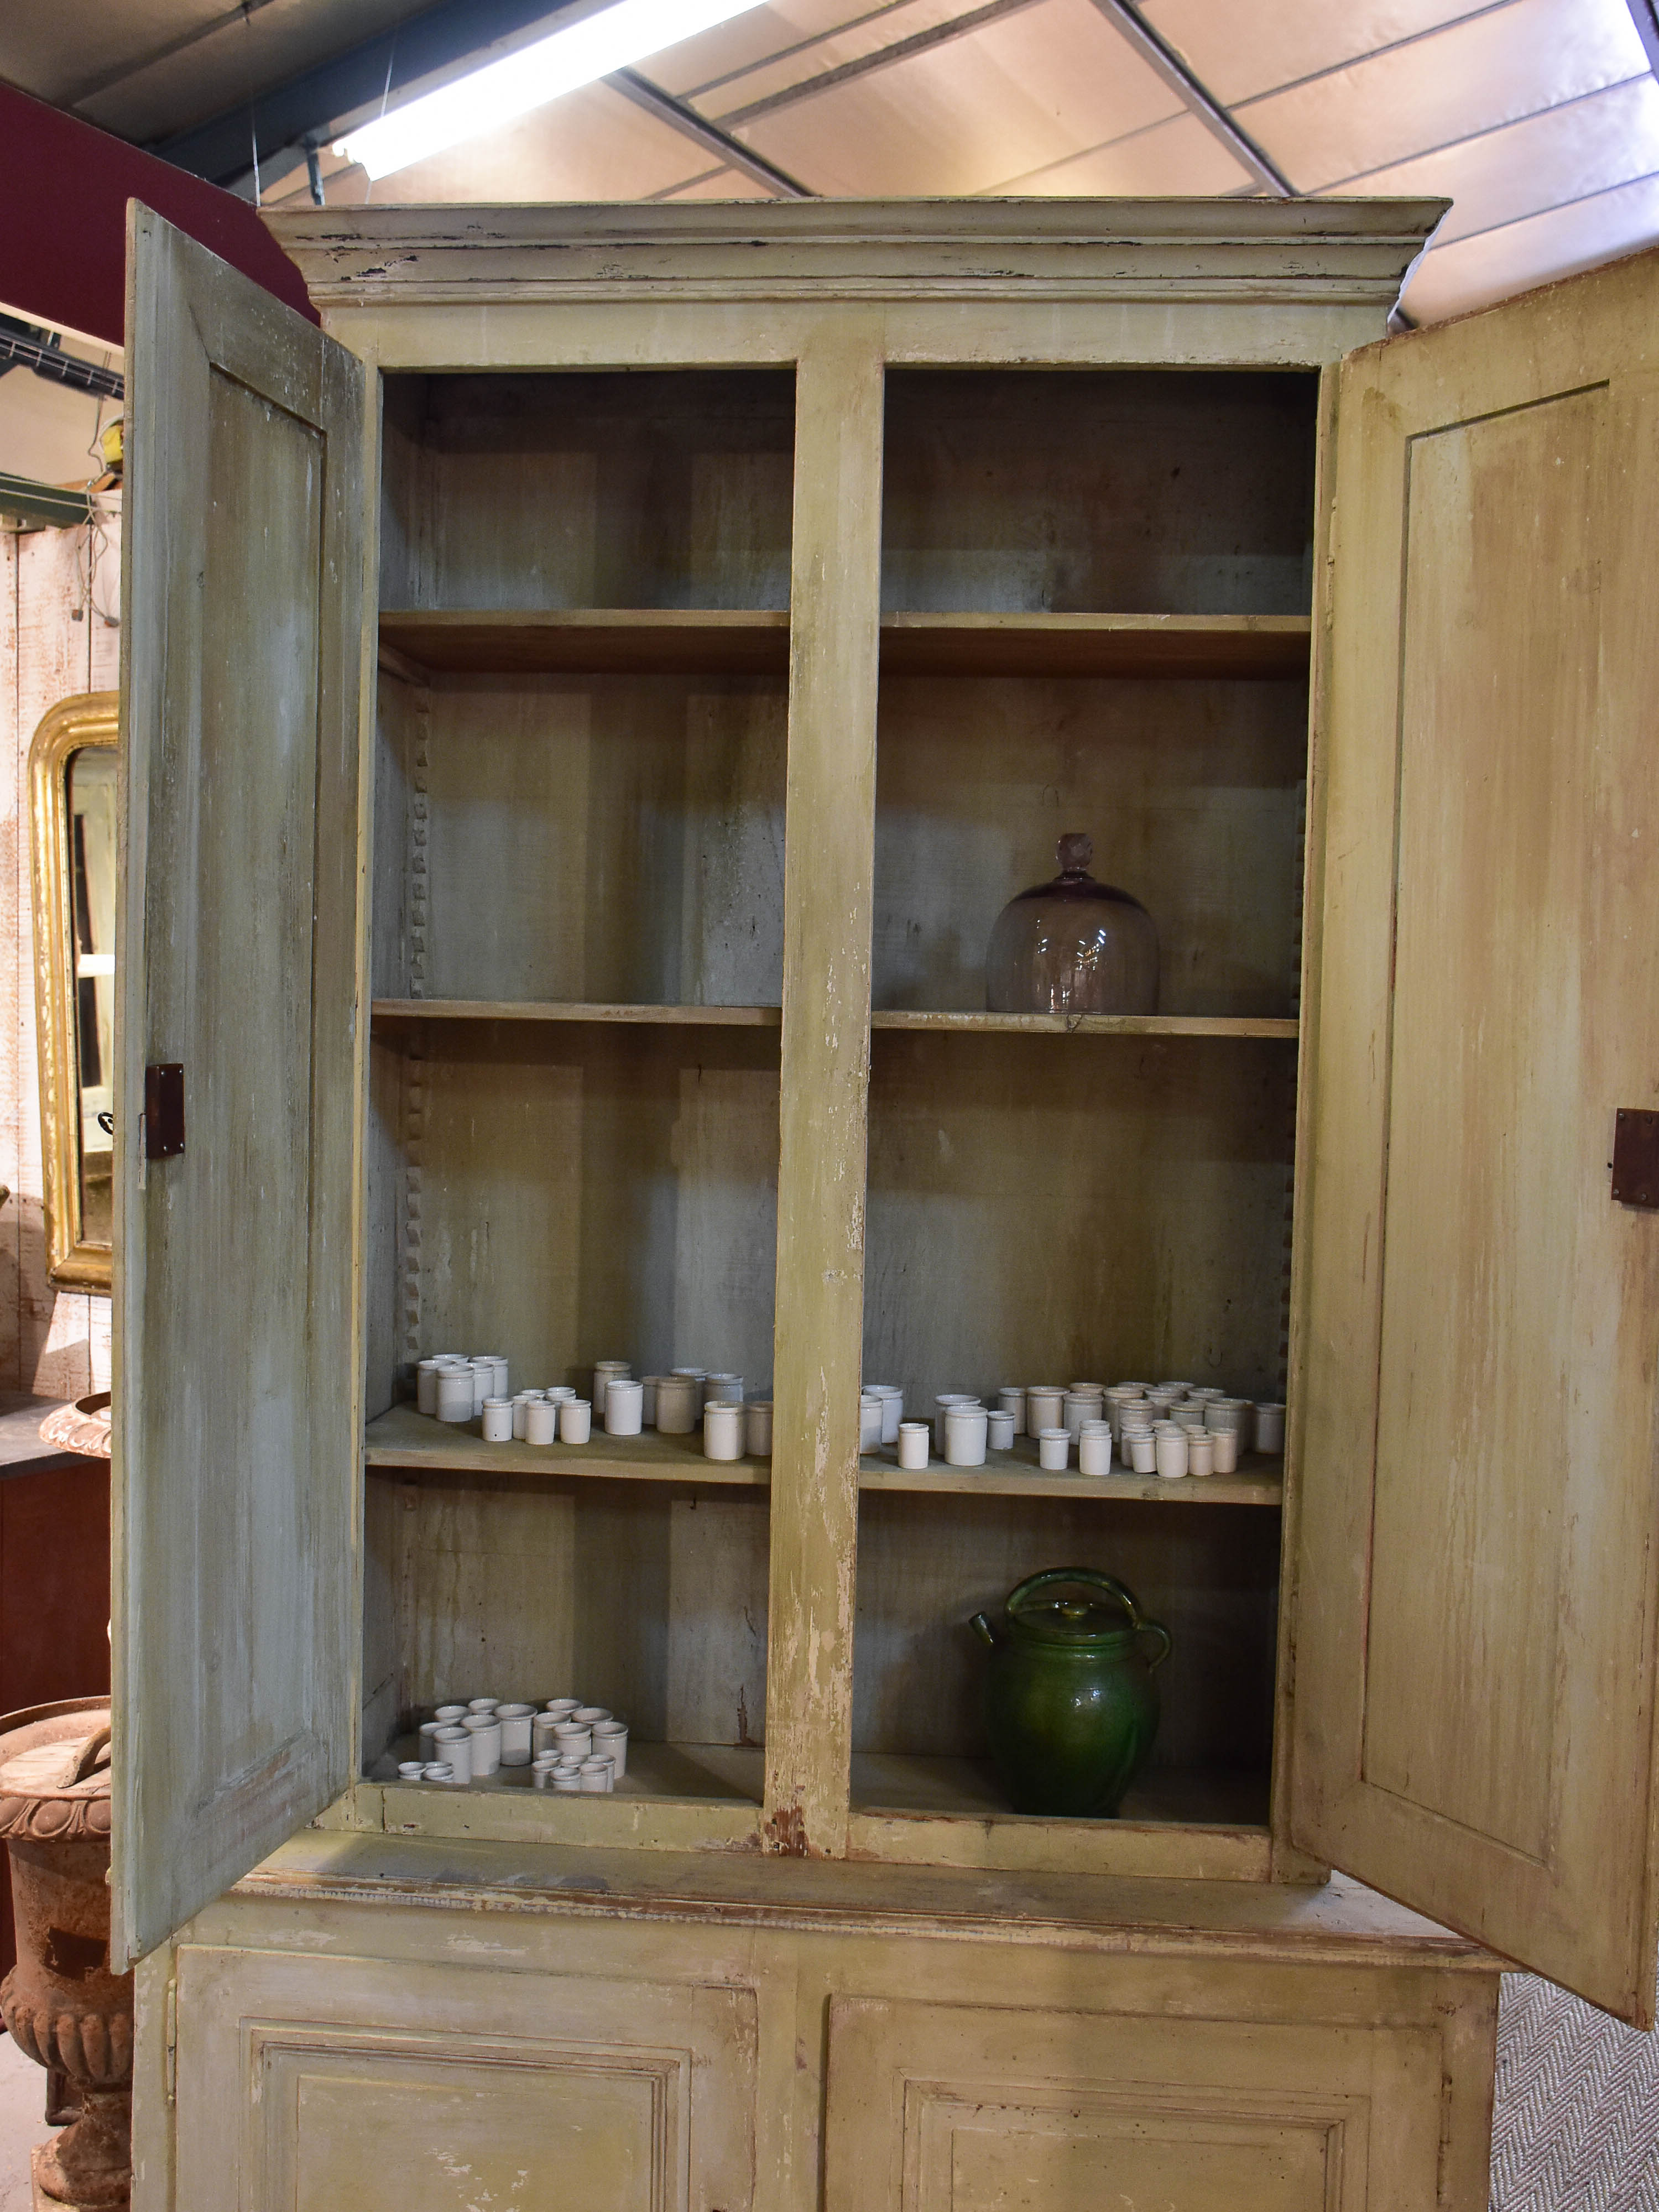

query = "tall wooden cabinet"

[113,200,1659,2211]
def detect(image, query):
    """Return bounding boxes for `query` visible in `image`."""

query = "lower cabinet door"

[172,1944,757,2212]
[824,1995,1446,2212]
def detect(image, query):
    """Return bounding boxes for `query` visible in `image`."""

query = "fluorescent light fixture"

[335,0,767,179]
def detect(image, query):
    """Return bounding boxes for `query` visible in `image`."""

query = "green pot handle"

[1005,1568,1172,1672]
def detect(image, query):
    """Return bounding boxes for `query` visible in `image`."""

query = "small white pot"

[1025,1386,1065,1434]
[604,1378,644,1437]
[1037,1426,1070,1472]
[704,1402,743,1461]
[496,1703,535,1764]
[463,1714,502,1775]
[435,1368,474,1423]
[481,1397,513,1442]
[996,1386,1026,1434]
[591,1720,628,1778]
[559,1398,592,1445]
[1078,1423,1113,1477]
[944,1404,989,1468]
[655,1375,698,1433]
[896,1421,930,1470]
[432,1725,472,1783]
[1254,1402,1286,1453]
[1155,1431,1190,1480]
[525,1398,558,1445]
[745,1401,773,1457]
[552,1723,592,1762]
[987,1409,1015,1452]
[592,1360,631,1413]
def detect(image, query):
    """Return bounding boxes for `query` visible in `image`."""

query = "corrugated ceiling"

[3,0,1655,320]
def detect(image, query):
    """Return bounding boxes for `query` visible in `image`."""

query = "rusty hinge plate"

[1611,1108,1659,1207]
[144,1063,185,1159]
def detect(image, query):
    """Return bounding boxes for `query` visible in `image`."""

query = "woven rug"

[1490,1964,1659,2209]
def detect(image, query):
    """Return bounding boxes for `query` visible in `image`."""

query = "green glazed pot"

[970,1568,1171,1817]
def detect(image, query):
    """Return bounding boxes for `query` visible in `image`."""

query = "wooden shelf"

[378,608,1310,683]
[871,1010,1297,1040]
[372,999,781,1029]
[847,1756,1271,1879]
[367,1407,1280,1505]
[365,1404,769,1487]
[879,612,1311,680]
[380,607,789,676]
[860,1439,1282,1505]
[374,1734,762,1807]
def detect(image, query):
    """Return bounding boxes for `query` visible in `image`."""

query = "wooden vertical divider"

[763,322,886,1856]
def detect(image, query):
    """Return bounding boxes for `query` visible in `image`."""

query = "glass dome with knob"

[985,832,1159,1015]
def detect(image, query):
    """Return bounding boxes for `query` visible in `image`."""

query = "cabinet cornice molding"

[265,197,1446,312]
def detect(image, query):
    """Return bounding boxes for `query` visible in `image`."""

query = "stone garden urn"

[0,1697,130,2209]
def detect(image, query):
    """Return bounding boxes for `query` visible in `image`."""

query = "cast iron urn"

[0,1698,131,2209]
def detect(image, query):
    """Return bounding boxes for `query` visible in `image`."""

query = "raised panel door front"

[1291,238,1659,2022]
[824,1994,1448,2212]
[171,1944,757,2212]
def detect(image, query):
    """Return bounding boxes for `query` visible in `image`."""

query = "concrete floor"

[0,2033,55,2212]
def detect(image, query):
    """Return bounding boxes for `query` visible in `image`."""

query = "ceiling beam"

[1627,0,1659,75]
[716,0,1048,127]
[606,71,815,197]
[1082,0,1293,196]
[147,0,604,196]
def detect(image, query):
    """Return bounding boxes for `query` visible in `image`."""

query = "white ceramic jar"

[859,1393,885,1452]
[463,1713,502,1775]
[1078,1421,1113,1477]
[1155,1430,1190,1480]
[1025,1386,1065,1433]
[639,1376,662,1426]
[1188,1431,1216,1477]
[416,1359,442,1416]
[865,1384,904,1443]
[398,1760,426,1781]
[496,1703,535,1764]
[987,1408,1015,1451]
[552,1723,592,1762]
[481,1396,513,1442]
[432,1724,472,1783]
[578,1758,613,1793]
[591,1719,628,1777]
[593,1360,631,1413]
[745,1401,773,1457]
[705,1373,744,1405]
[435,1366,475,1423]
[945,1403,989,1468]
[1209,1426,1239,1474]
[559,1397,592,1444]
[933,1394,979,1453]
[655,1375,698,1433]
[896,1420,931,1470]
[544,1698,580,1723]
[1254,1402,1286,1453]
[1124,1428,1157,1474]
[1037,1426,1070,1472]
[511,1391,542,1439]
[704,1402,743,1461]
[604,1378,644,1437]
[997,1386,1026,1434]
[525,1397,559,1446]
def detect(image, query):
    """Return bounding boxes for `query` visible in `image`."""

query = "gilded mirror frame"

[30,693,119,1291]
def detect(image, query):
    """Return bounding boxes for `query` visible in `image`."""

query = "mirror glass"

[67,748,116,1246]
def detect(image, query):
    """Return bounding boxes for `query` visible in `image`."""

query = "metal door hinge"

[1611,1108,1659,1207]
[143,1064,185,1160]
[164,1976,177,2104]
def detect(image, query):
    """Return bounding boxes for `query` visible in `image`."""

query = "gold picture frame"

[30,692,119,1291]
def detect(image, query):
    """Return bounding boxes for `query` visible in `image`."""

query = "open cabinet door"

[112,207,367,1966]
[1290,242,1659,2021]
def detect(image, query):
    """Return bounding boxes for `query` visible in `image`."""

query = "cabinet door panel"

[114,207,367,1964]
[172,1944,757,2212]
[825,1995,1445,2212]
[1292,242,1659,2019]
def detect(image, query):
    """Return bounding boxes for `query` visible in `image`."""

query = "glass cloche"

[985,833,1159,1015]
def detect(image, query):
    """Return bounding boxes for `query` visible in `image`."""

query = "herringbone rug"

[1490,1966,1659,2209]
